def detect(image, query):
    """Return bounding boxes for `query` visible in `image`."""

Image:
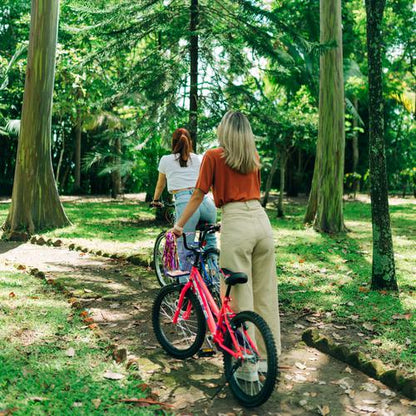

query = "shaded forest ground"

[0,194,415,414]
[1,193,414,376]
[1,242,415,415]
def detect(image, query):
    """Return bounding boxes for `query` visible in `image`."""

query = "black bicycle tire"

[152,284,206,359]
[223,310,278,407]
[153,231,169,287]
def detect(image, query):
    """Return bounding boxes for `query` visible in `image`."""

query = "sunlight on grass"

[1,196,415,374]
[0,270,158,415]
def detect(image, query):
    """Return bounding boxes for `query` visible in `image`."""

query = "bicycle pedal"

[198,348,216,357]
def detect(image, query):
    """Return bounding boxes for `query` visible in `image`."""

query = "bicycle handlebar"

[181,223,221,252]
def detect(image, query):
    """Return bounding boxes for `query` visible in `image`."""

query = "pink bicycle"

[152,224,278,407]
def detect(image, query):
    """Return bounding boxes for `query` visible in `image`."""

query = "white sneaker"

[235,362,259,382]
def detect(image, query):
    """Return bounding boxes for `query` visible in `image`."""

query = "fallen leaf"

[88,323,98,330]
[345,389,355,398]
[318,405,330,415]
[362,400,378,405]
[83,317,95,324]
[344,366,352,374]
[295,362,307,370]
[91,399,101,409]
[119,398,173,409]
[363,323,374,331]
[80,311,89,317]
[356,405,377,413]
[8,292,16,298]
[103,370,124,380]
[359,286,369,293]
[361,382,377,393]
[65,347,75,357]
[28,397,48,402]
[84,288,93,293]
[333,324,347,330]
[392,313,412,320]
[72,402,83,408]
[299,258,305,264]
[17,265,26,270]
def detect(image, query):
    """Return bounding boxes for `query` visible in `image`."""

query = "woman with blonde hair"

[152,127,217,270]
[172,111,281,379]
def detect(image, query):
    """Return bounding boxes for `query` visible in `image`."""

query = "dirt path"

[0,241,415,416]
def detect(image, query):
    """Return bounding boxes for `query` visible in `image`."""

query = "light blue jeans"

[174,190,217,271]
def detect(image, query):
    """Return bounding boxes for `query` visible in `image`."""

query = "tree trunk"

[111,136,122,199]
[74,117,82,192]
[55,130,65,186]
[277,149,287,218]
[189,0,198,151]
[262,151,279,207]
[352,97,360,198]
[2,0,70,239]
[365,0,397,290]
[313,0,346,233]
[304,152,320,223]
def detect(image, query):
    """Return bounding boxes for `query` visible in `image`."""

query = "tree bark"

[189,0,198,151]
[365,0,397,290]
[111,136,122,199]
[304,151,320,223]
[55,129,65,186]
[262,151,279,207]
[3,0,70,239]
[352,97,360,198]
[74,117,82,192]
[312,0,346,233]
[277,149,287,218]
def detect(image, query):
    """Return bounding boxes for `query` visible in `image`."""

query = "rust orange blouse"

[195,148,261,208]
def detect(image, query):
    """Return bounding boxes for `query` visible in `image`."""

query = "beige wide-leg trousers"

[220,200,281,356]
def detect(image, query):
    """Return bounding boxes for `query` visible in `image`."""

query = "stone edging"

[302,328,416,400]
[29,236,152,268]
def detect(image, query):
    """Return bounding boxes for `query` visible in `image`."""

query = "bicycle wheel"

[223,311,277,407]
[153,231,171,287]
[152,284,206,359]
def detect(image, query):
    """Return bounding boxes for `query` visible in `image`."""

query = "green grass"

[0,197,415,375]
[0,269,164,415]
[269,199,415,374]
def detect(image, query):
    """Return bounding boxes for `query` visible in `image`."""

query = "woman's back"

[158,153,202,192]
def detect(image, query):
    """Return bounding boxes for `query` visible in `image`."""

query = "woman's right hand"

[150,200,163,208]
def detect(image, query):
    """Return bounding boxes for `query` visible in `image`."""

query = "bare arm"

[172,188,205,236]
[152,172,167,201]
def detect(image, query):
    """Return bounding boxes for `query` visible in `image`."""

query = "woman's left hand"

[170,224,183,237]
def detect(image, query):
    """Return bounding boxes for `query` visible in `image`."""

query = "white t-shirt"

[158,153,202,192]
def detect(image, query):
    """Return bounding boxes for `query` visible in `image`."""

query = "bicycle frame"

[172,260,261,361]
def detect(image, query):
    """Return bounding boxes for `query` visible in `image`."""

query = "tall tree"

[365,0,398,290]
[189,0,199,150]
[2,0,70,239]
[304,0,346,233]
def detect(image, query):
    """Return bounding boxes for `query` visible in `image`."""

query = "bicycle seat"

[222,268,248,286]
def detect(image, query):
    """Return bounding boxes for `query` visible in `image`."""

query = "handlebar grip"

[181,232,192,251]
